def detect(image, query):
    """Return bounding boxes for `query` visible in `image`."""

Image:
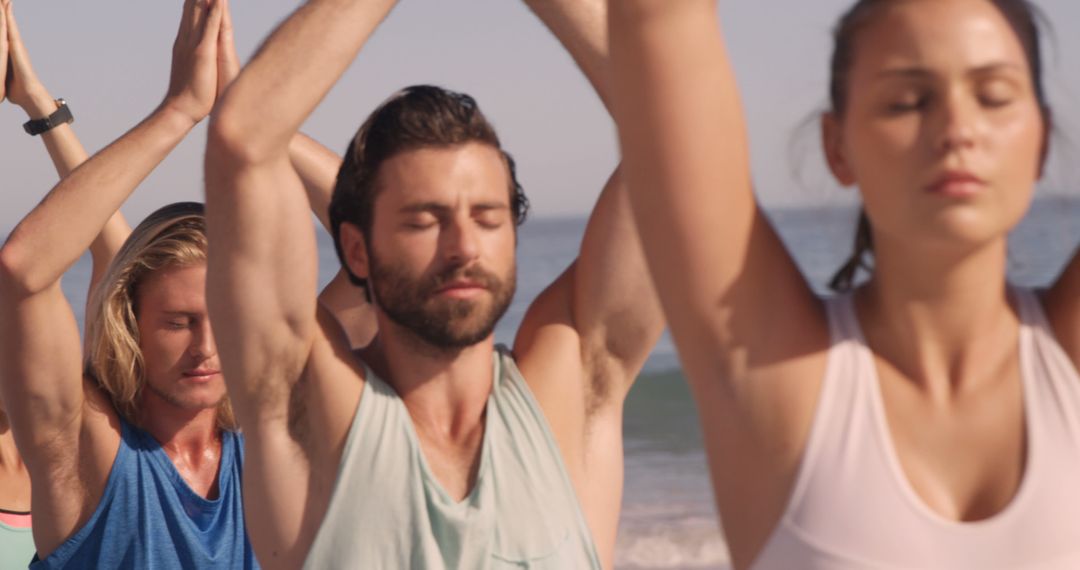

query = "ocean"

[54,196,1080,570]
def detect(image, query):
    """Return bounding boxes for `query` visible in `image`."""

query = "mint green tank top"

[303,346,602,569]
[0,519,35,570]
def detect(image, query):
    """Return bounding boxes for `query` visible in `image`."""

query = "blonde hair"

[84,202,237,431]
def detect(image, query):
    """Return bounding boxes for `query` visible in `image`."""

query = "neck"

[858,236,1018,397]
[136,397,221,458]
[361,322,495,438]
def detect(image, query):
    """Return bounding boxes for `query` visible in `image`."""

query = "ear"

[822,112,856,187]
[339,222,370,281]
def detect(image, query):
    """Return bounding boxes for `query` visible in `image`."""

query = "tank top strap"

[1011,286,1080,454]
[823,292,862,343]
[778,294,878,519]
[1012,286,1050,330]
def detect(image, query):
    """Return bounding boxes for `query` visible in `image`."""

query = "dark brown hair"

[329,85,530,297]
[827,0,1051,292]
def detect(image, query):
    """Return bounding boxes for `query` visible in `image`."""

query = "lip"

[926,171,987,198]
[434,281,488,298]
[182,369,221,382]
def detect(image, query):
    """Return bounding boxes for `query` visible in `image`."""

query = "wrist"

[20,90,59,119]
[158,97,205,130]
[152,101,202,136]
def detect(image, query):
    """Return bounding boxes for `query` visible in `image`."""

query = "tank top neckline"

[836,288,1039,531]
[126,418,234,508]
[361,351,500,508]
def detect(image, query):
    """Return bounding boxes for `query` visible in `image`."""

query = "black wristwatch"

[23,99,75,136]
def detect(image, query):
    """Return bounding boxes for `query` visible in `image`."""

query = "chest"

[876,358,1026,522]
[162,443,224,500]
[414,424,486,502]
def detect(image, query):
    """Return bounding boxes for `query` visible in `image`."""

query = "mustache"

[424,264,502,294]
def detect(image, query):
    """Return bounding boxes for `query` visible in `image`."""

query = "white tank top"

[303,346,602,569]
[752,289,1080,569]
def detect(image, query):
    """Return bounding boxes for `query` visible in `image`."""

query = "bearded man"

[204,1,663,568]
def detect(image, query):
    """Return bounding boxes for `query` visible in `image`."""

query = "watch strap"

[23,100,75,136]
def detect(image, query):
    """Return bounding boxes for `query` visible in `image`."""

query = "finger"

[190,0,212,45]
[4,0,26,63]
[217,0,240,83]
[197,0,224,52]
[176,0,198,47]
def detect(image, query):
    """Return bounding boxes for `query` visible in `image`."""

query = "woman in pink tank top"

[609,0,1080,568]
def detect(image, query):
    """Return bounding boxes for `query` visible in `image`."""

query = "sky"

[0,0,1077,234]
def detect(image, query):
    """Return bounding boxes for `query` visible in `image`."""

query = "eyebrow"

[874,62,1026,80]
[398,202,510,215]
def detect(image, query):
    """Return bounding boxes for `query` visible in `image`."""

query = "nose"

[442,217,480,265]
[188,319,218,361]
[936,90,978,154]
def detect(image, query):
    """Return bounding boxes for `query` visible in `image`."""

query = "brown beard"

[368,252,515,351]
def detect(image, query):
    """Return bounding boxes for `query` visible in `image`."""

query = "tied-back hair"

[329,85,530,300]
[826,0,1051,292]
[84,202,238,431]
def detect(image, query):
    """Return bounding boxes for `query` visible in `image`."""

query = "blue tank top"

[30,418,259,569]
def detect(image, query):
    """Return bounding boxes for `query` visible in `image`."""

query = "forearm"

[1,105,194,296]
[289,133,342,231]
[525,0,611,111]
[19,93,134,269]
[212,0,398,162]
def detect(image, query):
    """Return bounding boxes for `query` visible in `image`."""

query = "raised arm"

[3,0,132,311]
[608,4,832,566]
[518,0,662,394]
[205,0,396,564]
[0,0,226,553]
[289,133,378,349]
[206,0,394,395]
[510,1,663,565]
[523,0,611,110]
[212,0,376,354]
[608,2,826,388]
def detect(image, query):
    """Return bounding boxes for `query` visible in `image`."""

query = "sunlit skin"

[137,263,226,413]
[821,0,1046,524]
[0,411,31,513]
[135,263,226,498]
[342,142,518,358]
[610,0,1057,567]
[825,0,1046,253]
[336,142,519,501]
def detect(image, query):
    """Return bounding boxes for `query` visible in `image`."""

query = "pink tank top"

[751,289,1080,569]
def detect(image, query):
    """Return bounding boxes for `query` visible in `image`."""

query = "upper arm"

[0,280,87,453]
[0,279,122,555]
[609,2,827,390]
[204,140,320,426]
[516,169,664,409]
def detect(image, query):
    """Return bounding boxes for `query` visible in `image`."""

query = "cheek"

[989,111,1045,180]
[139,330,188,374]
